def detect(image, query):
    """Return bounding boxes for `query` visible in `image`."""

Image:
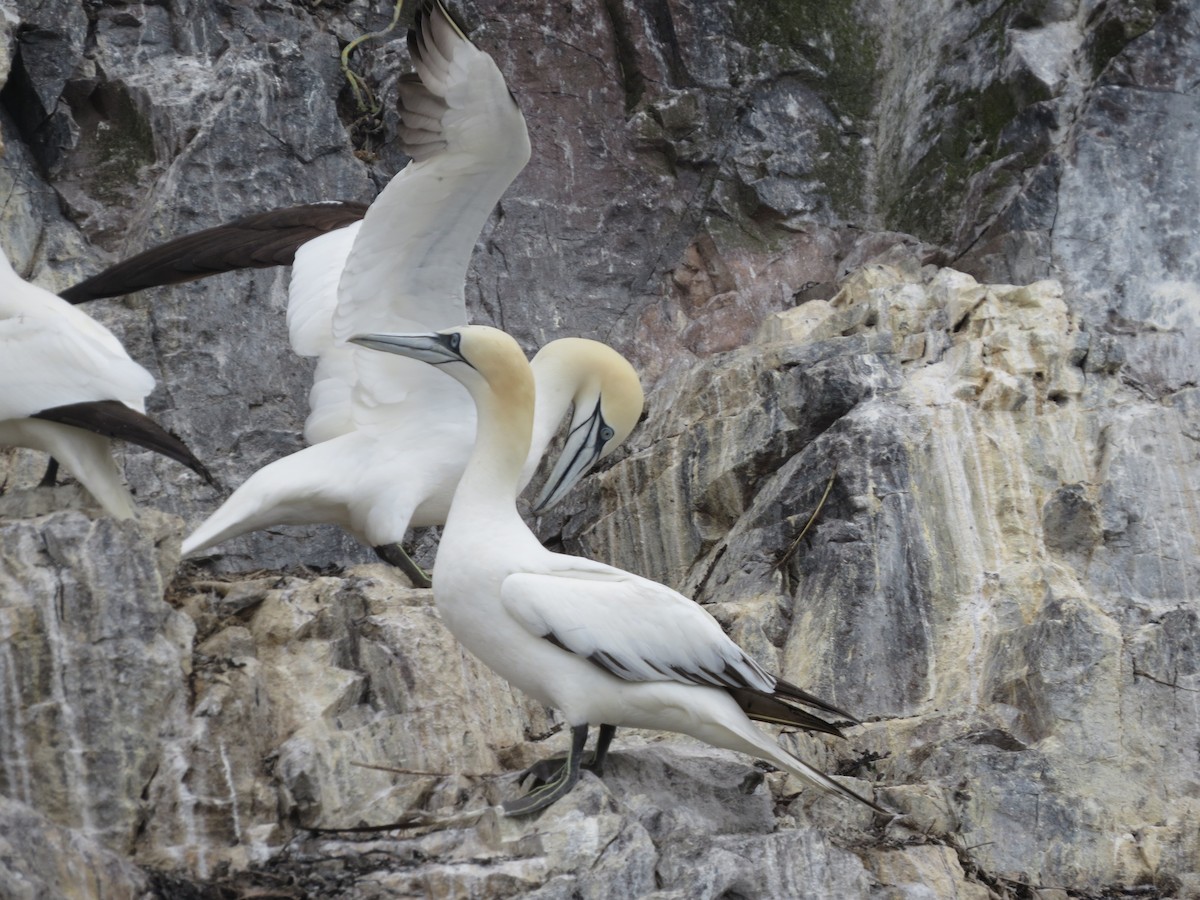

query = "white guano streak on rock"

[892,271,1097,715]
[1150,425,1200,607]
[0,622,34,805]
[218,739,244,847]
[160,737,209,879]
[920,405,999,709]
[39,582,94,834]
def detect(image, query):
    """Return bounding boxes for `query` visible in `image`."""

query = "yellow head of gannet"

[528,339,644,513]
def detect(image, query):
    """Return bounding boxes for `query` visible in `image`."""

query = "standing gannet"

[168,0,644,581]
[349,325,887,816]
[0,248,214,518]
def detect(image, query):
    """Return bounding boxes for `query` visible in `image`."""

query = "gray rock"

[0,501,188,855]
[0,796,150,900]
[2,0,1200,896]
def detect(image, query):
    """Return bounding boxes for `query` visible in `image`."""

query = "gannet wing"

[60,202,369,303]
[31,400,216,485]
[0,318,154,420]
[502,567,780,692]
[331,0,531,344]
[286,214,473,444]
[501,562,855,732]
[327,0,530,434]
[286,224,362,442]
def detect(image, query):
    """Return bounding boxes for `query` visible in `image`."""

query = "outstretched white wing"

[500,563,778,694]
[331,2,530,341]
[293,0,530,438]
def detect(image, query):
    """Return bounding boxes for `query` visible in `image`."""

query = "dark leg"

[39,458,60,487]
[587,724,617,776]
[518,723,617,785]
[373,542,432,588]
[503,723,589,817]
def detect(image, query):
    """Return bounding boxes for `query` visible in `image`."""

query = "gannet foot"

[503,723,589,817]
[516,723,618,788]
[374,542,433,588]
[516,755,569,789]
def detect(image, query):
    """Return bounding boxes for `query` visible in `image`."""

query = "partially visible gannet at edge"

[171,0,643,581]
[0,247,214,518]
[350,324,888,817]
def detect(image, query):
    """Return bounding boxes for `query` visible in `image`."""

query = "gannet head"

[530,338,644,513]
[350,324,535,412]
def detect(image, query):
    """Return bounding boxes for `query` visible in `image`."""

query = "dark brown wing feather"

[772,676,860,724]
[32,400,218,487]
[60,202,369,303]
[729,689,847,738]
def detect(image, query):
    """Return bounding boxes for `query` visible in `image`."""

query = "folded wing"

[0,319,155,421]
[501,563,855,735]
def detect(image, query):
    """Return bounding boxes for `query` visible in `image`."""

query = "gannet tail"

[698,697,889,815]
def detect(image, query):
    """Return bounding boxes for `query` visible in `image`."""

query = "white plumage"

[1,248,157,518]
[178,1,643,572]
[350,325,887,816]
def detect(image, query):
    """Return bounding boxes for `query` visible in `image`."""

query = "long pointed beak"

[533,403,608,513]
[349,331,467,366]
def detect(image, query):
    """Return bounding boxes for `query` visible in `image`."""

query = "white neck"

[522,367,577,488]
[449,372,536,525]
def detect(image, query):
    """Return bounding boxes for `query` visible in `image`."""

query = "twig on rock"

[1131,657,1199,692]
[773,467,838,571]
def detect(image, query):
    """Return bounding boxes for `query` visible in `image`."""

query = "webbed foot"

[503,724,589,816]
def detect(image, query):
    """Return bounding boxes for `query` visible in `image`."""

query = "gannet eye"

[599,425,615,442]
[449,333,461,351]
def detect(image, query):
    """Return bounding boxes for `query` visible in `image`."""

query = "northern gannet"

[0,248,214,518]
[161,0,642,579]
[349,325,887,816]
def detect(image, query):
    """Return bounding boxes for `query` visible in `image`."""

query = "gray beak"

[533,400,614,513]
[349,331,468,367]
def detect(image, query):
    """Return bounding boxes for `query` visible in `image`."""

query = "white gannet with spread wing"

[350,325,888,816]
[172,0,643,581]
[0,247,213,518]
[180,335,643,573]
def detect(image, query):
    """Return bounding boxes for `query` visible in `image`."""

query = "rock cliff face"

[2,0,1198,897]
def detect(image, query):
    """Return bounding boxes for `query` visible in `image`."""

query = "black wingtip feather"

[772,676,861,724]
[407,20,421,58]
[61,202,369,303]
[730,688,846,739]
[32,400,219,488]
[408,0,468,60]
